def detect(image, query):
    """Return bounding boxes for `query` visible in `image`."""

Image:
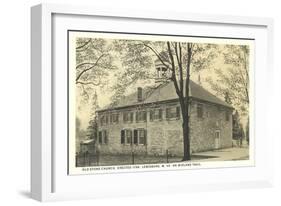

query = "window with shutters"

[166,106,180,120]
[138,129,145,145]
[98,130,108,144]
[197,103,203,118]
[150,108,163,121]
[133,129,147,145]
[123,111,134,123]
[110,113,119,124]
[136,111,147,122]
[121,129,133,145]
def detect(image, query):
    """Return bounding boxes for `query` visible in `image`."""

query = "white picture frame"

[31,3,274,202]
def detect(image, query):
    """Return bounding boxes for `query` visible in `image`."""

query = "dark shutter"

[166,108,170,119]
[100,117,103,126]
[98,131,102,144]
[123,112,126,122]
[134,129,138,144]
[144,130,147,145]
[104,131,108,144]
[121,130,125,144]
[176,106,180,118]
[150,110,154,121]
[159,109,163,120]
[144,111,147,122]
[130,112,134,122]
[128,130,133,145]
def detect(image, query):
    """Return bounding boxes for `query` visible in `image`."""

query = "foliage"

[206,45,249,116]
[112,40,217,104]
[76,38,117,103]
[232,110,244,140]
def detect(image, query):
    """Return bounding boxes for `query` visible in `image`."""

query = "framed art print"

[68,31,254,175]
[31,3,274,201]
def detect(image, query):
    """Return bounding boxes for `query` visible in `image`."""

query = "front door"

[215,130,221,149]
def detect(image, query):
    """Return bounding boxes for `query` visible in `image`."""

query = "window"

[121,129,133,145]
[123,111,134,123]
[126,130,132,145]
[166,106,180,119]
[197,104,203,118]
[138,129,146,145]
[110,113,119,124]
[121,129,147,145]
[133,129,147,145]
[136,111,147,122]
[225,111,230,121]
[100,115,105,126]
[98,130,108,144]
[100,114,110,125]
[150,108,163,121]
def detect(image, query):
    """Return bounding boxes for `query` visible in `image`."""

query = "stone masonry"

[96,98,232,156]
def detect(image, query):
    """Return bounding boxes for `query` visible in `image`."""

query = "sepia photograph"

[68,31,253,174]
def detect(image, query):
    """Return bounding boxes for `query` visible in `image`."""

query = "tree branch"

[185,43,192,107]
[143,43,171,70]
[76,39,92,51]
[76,54,105,82]
[76,62,98,70]
[175,42,184,92]
[76,80,101,86]
[167,42,182,97]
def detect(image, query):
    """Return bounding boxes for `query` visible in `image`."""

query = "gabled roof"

[98,80,232,112]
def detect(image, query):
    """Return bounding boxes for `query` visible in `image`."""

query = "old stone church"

[95,63,233,156]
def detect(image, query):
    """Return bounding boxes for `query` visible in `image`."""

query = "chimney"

[137,87,143,102]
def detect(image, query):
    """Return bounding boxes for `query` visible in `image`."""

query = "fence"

[75,150,179,167]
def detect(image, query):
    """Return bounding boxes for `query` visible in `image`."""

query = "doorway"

[215,130,221,149]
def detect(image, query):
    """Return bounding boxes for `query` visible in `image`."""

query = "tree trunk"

[182,42,192,161]
[179,96,190,161]
[182,116,191,161]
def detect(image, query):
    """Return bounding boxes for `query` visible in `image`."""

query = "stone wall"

[189,101,233,153]
[97,99,232,156]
